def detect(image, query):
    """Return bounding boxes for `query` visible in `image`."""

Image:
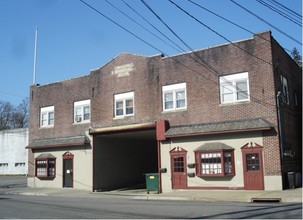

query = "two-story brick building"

[27,31,301,192]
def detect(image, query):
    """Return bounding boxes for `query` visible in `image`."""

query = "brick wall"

[28,31,301,178]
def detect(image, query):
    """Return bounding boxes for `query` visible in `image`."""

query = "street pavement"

[1,180,302,203]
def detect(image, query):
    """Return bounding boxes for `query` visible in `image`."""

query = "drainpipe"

[276,91,285,186]
[157,140,162,193]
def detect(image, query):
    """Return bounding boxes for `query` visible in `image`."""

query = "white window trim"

[40,106,54,128]
[280,75,289,104]
[220,72,250,104]
[74,99,91,123]
[114,91,134,118]
[162,82,187,111]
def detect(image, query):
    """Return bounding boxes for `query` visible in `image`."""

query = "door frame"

[170,147,187,189]
[241,143,264,190]
[62,152,74,188]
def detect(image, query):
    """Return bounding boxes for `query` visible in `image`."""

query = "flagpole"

[33,26,38,85]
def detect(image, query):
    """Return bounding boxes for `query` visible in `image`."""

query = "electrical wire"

[230,0,302,46]
[80,0,278,109]
[256,0,302,27]
[169,0,273,65]
[187,0,292,53]
[268,0,302,20]
[120,0,186,54]
[104,0,183,53]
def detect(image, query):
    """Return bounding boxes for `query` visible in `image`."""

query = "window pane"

[83,106,90,120]
[176,91,185,108]
[221,84,234,102]
[116,101,123,116]
[41,113,48,126]
[165,93,173,102]
[165,93,173,109]
[236,81,248,100]
[125,99,134,115]
[48,112,54,125]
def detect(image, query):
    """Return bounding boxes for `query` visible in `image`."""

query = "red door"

[170,148,187,189]
[242,144,264,190]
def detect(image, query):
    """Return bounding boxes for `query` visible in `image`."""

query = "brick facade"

[28,31,302,189]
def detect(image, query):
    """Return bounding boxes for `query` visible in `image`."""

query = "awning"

[27,135,90,149]
[165,118,274,138]
[36,153,56,159]
[194,142,234,152]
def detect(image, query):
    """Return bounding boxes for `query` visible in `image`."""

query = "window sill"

[220,100,250,106]
[73,121,90,125]
[39,126,54,129]
[197,174,235,177]
[162,108,187,114]
[113,115,134,120]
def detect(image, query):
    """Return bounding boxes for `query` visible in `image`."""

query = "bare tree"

[0,98,29,130]
[11,98,29,129]
[0,101,13,130]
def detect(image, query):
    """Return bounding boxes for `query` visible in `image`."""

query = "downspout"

[157,140,162,193]
[276,91,285,186]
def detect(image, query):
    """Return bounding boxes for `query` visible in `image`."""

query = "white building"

[0,128,28,175]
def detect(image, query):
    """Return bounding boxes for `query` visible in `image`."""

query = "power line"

[79,0,276,109]
[230,0,302,46]
[120,0,186,54]
[104,0,183,53]
[268,0,302,20]
[256,0,302,27]
[187,0,293,53]
[169,0,273,65]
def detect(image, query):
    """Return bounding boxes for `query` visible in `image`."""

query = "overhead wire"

[120,0,186,54]
[268,0,302,20]
[80,0,277,109]
[104,0,183,53]
[168,0,273,65]
[256,0,302,27]
[230,0,302,46]
[187,0,292,53]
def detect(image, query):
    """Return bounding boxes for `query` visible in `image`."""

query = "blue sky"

[0,0,301,105]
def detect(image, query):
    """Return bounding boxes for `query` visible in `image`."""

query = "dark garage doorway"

[92,129,158,191]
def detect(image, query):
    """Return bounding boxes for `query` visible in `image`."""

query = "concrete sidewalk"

[1,186,302,203]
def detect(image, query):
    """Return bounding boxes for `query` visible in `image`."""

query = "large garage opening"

[92,129,158,191]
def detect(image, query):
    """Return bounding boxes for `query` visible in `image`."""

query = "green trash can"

[144,173,159,194]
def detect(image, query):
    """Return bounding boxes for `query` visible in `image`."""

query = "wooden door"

[170,148,187,189]
[242,144,264,190]
[63,152,74,188]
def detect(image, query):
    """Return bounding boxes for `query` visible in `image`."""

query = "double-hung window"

[40,106,54,127]
[220,72,249,104]
[195,143,235,177]
[114,92,134,117]
[74,100,90,123]
[35,155,56,178]
[162,82,187,111]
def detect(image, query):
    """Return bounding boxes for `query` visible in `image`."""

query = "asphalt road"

[0,193,301,219]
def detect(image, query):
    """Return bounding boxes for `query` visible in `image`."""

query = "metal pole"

[33,26,38,85]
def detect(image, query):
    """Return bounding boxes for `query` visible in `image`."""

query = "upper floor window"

[162,82,187,111]
[40,106,54,127]
[74,100,90,123]
[280,75,289,104]
[114,92,134,118]
[220,72,250,104]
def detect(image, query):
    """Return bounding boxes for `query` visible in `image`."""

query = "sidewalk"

[1,186,302,203]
